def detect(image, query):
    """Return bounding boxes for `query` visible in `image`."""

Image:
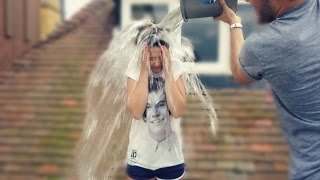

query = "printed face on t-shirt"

[144,89,170,136]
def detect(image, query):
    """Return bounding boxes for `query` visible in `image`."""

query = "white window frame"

[186,0,249,75]
[121,0,179,28]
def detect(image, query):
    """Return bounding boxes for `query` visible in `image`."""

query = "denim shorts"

[126,163,185,180]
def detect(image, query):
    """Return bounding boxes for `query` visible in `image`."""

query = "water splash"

[75,7,218,180]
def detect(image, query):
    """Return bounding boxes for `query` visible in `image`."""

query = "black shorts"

[126,163,185,180]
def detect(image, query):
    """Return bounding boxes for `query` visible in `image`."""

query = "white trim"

[187,1,250,75]
[121,0,179,28]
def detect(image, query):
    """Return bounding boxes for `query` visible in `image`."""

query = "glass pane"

[182,18,219,62]
[237,4,267,38]
[131,4,168,24]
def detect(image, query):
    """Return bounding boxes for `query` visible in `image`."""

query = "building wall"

[0,0,40,72]
[40,0,62,40]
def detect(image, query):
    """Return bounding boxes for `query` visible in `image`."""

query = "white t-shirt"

[125,58,185,170]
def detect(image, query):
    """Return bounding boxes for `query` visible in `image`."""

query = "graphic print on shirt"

[143,76,177,152]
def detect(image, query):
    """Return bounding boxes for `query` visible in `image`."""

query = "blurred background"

[0,0,289,179]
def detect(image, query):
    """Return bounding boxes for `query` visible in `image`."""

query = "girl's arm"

[162,46,187,118]
[126,47,150,119]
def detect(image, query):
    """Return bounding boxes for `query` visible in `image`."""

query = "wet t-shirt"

[239,0,320,179]
[125,58,185,170]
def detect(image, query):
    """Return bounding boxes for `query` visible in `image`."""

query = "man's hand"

[160,45,172,75]
[214,0,241,25]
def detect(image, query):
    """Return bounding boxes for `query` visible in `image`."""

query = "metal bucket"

[180,0,238,21]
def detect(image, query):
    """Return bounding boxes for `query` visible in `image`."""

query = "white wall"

[64,0,92,20]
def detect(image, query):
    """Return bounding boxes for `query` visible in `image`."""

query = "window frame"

[185,0,251,75]
[121,0,179,28]
[120,0,257,75]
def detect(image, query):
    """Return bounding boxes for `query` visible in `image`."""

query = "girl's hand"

[141,45,150,72]
[161,45,172,75]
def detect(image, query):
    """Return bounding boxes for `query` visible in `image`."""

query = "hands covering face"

[141,45,171,75]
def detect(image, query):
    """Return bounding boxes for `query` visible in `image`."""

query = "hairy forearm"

[127,70,149,119]
[165,73,186,118]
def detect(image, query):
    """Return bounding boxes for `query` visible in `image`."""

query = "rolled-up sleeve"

[239,41,264,81]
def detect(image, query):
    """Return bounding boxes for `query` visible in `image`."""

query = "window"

[237,4,267,38]
[182,18,219,62]
[131,4,168,24]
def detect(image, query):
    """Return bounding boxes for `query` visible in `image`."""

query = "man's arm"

[215,0,253,84]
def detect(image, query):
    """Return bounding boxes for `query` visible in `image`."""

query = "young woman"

[125,25,186,180]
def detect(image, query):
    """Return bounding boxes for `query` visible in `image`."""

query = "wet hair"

[135,25,169,48]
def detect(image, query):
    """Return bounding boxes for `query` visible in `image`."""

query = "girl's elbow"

[127,104,142,119]
[171,110,183,118]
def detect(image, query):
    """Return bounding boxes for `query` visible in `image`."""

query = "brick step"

[186,103,274,111]
[184,135,285,145]
[0,154,72,169]
[185,160,287,172]
[12,58,97,66]
[181,118,278,126]
[10,63,95,73]
[22,54,101,61]
[0,74,88,83]
[0,83,86,90]
[0,98,83,107]
[0,120,82,130]
[0,113,84,122]
[183,111,277,119]
[0,174,48,180]
[0,145,73,157]
[2,104,84,113]
[183,126,282,136]
[0,78,87,87]
[208,89,271,95]
[187,95,272,103]
[185,172,288,180]
[184,151,288,163]
[0,163,68,176]
[1,114,84,123]
[0,128,80,141]
[32,44,105,50]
